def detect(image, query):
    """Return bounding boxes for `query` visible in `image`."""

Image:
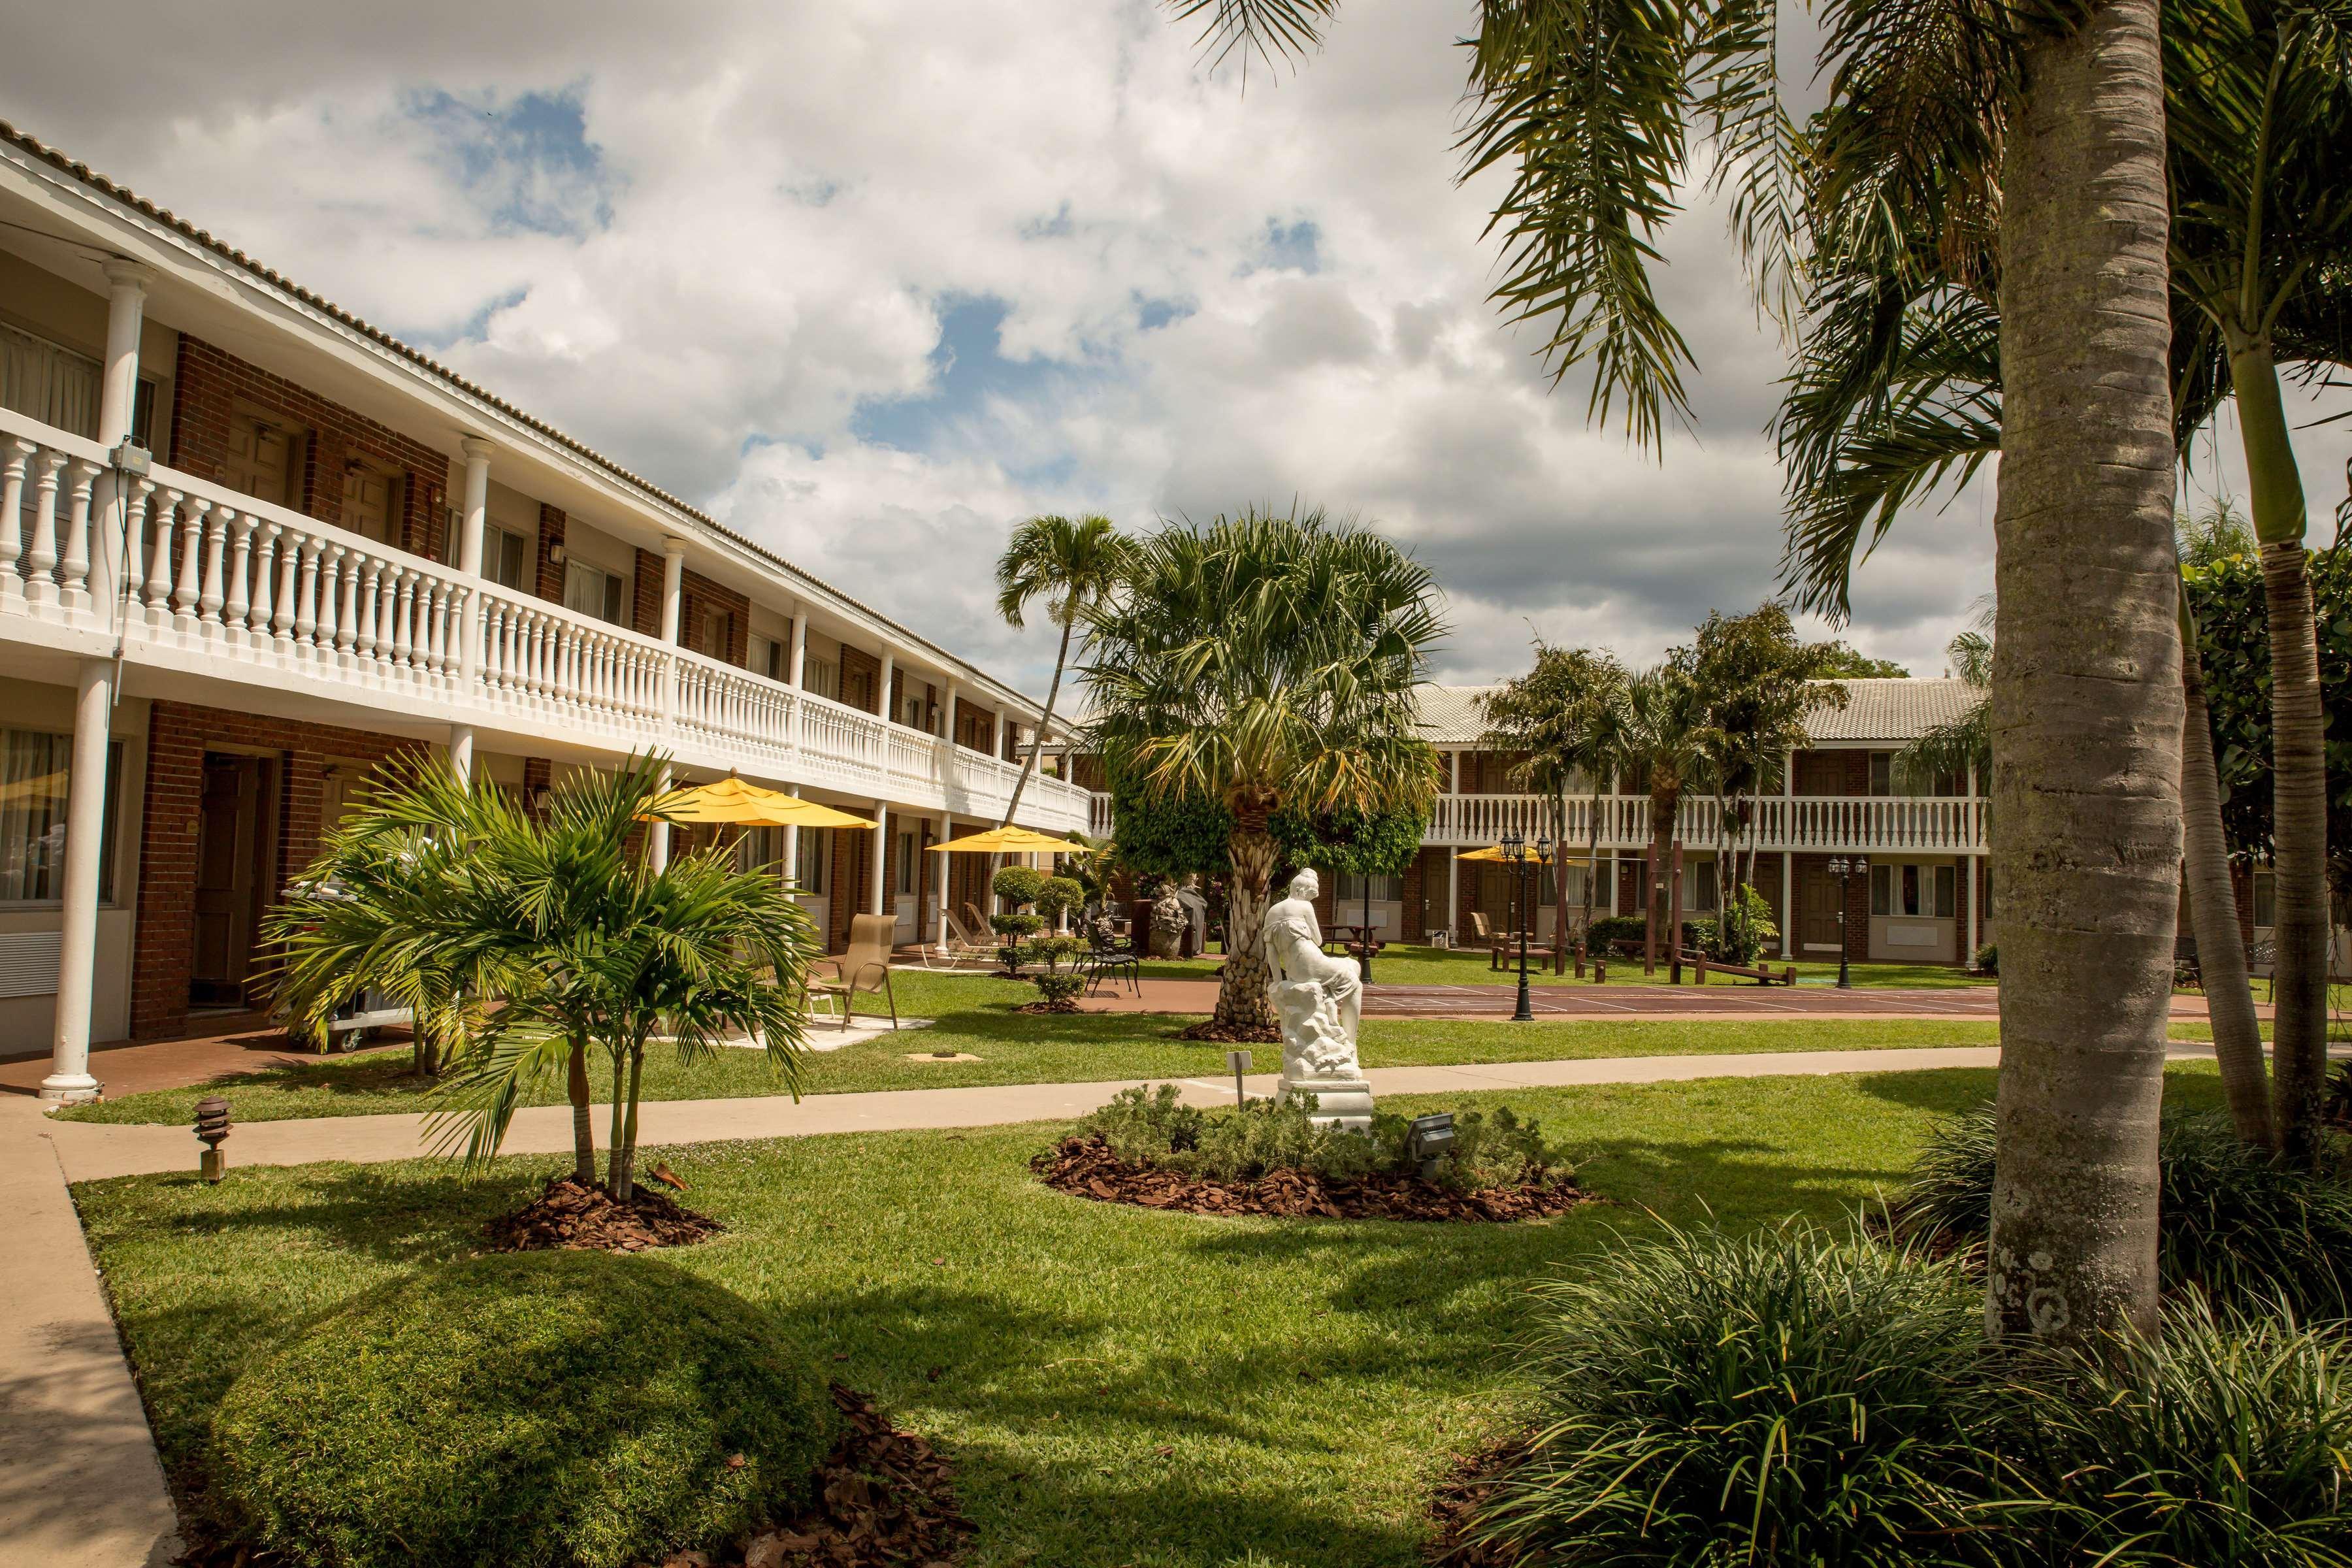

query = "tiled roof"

[0,119,1044,713]
[1415,676,1976,745]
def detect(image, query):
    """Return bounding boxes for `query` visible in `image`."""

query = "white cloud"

[36,0,2307,696]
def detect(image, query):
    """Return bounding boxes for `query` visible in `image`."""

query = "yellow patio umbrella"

[644,776,874,830]
[1458,843,1598,862]
[927,825,1092,856]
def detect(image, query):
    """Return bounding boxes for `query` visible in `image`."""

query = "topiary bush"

[1468,1221,1994,1567]
[1036,874,1084,924]
[991,864,1045,907]
[1888,1105,2352,1320]
[208,1252,837,1568]
[1994,1302,2352,1567]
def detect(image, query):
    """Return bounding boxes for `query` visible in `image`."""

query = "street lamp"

[1503,830,1553,1021]
[1360,866,1377,985]
[1827,855,1869,988]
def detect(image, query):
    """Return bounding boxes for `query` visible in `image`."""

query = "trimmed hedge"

[210,1252,836,1568]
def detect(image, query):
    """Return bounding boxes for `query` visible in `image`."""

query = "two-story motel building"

[0,123,1092,1102]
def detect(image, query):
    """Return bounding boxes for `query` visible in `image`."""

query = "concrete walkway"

[0,1099,182,1567]
[42,1043,2053,1183]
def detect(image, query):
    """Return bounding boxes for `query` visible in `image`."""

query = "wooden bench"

[1684,951,1797,987]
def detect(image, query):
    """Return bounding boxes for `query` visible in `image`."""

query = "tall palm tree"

[1162,0,2188,1341]
[1481,644,1629,970]
[994,514,1137,828]
[269,752,820,1201]
[1780,0,2352,1165]
[1613,667,1720,977]
[1082,506,1444,1033]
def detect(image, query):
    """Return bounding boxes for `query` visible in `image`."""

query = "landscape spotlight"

[194,1095,231,1183]
[1406,1112,1456,1180]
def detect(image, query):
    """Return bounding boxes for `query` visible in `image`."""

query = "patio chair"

[921,908,996,972]
[808,913,900,1031]
[1081,926,1142,997]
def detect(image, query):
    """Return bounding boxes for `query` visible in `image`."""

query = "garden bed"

[485,1174,727,1253]
[1034,1135,1586,1222]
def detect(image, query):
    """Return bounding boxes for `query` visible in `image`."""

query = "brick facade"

[840,645,883,715]
[627,547,750,665]
[131,702,427,1041]
[535,504,567,603]
[168,335,449,561]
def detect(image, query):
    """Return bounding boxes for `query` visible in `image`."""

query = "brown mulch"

[1013,1002,1084,1015]
[1423,1434,1538,1565]
[1032,1135,1588,1223]
[1175,1019,1281,1044]
[485,1175,727,1254]
[658,1384,972,1568]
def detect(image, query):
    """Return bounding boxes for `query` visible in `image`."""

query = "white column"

[782,784,801,906]
[941,679,960,743]
[88,261,152,625]
[449,723,476,782]
[936,808,953,944]
[647,540,687,870]
[787,604,808,687]
[870,800,889,917]
[1780,850,1795,958]
[990,708,1005,759]
[877,649,896,725]
[40,659,116,1105]
[1446,845,1460,945]
[1963,854,1979,964]
[455,438,492,685]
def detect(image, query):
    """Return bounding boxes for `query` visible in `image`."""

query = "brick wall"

[830,825,872,952]
[625,549,747,664]
[536,505,567,603]
[631,547,664,638]
[521,757,552,819]
[132,702,427,1040]
[840,645,882,715]
[168,335,449,561]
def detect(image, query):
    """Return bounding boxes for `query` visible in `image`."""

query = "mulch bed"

[1032,1135,1588,1222]
[1424,1434,1538,1565]
[1175,1019,1281,1044]
[658,1384,972,1568]
[485,1174,727,1254]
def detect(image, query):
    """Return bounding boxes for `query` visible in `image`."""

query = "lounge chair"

[808,912,900,1030]
[921,909,996,971]
[1471,910,1555,971]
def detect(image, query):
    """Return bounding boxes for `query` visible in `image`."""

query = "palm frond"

[1164,0,1335,76]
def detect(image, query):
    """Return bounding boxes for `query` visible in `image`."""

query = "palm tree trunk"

[1215,801,1279,1033]
[612,1046,647,1202]
[1645,788,1674,975]
[2229,336,2328,1166]
[2180,589,2274,1147]
[1000,619,1072,829]
[607,1049,627,1187]
[565,1037,595,1186]
[1985,0,2177,1347]
[1552,791,1570,973]
[1583,791,1602,947]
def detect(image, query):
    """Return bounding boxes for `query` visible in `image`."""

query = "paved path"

[0,1099,182,1567]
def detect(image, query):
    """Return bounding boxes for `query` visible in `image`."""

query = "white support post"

[1963,854,1979,966]
[781,783,802,900]
[647,540,686,870]
[41,658,115,1105]
[1780,747,1796,958]
[455,437,492,685]
[787,604,808,688]
[449,723,475,783]
[936,809,952,944]
[1446,844,1460,946]
[942,679,960,743]
[870,801,890,917]
[88,260,152,625]
[877,650,896,726]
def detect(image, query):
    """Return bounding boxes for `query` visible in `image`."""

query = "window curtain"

[1,730,71,900]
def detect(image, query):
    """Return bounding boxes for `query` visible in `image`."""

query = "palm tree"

[1480,644,1627,970]
[269,752,820,1201]
[994,514,1137,828]
[1613,667,1720,977]
[1162,0,2184,1341]
[1779,0,2352,1166]
[1081,506,1444,1033]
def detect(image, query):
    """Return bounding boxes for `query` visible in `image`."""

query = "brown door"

[341,464,397,544]
[1798,859,1844,952]
[225,413,299,508]
[191,755,270,1007]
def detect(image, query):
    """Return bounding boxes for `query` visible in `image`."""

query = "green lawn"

[74,1062,2230,1568]
[61,964,2031,1124]
[1124,942,1995,990]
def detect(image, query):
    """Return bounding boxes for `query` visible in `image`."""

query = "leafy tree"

[994,514,1137,828]
[1614,667,1721,977]
[2178,495,2256,570]
[1480,644,1628,968]
[1811,644,1911,680]
[1674,606,1850,901]
[1164,0,2183,1342]
[1082,506,1443,1032]
[269,752,817,1201]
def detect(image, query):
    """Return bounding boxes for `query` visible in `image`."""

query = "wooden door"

[341,465,395,544]
[225,414,297,508]
[191,755,267,1007]
[1798,859,1844,952]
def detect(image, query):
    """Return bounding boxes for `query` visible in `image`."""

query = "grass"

[59,963,2031,1124]
[74,1062,2231,1568]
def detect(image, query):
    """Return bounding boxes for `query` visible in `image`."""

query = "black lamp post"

[1361,868,1376,985]
[1827,855,1869,988]
[1503,830,1553,1021]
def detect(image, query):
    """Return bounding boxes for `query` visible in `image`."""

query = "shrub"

[1974,941,1998,975]
[1995,1302,2352,1568]
[1469,1222,1993,1567]
[1036,875,1084,921]
[1070,1088,1570,1190]
[1889,1105,2352,1320]
[1028,971,1088,1011]
[1712,883,1778,965]
[991,864,1045,906]
[1584,913,1701,953]
[208,1252,836,1568]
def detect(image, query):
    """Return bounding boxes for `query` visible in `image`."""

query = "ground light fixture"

[1827,855,1869,988]
[194,1095,231,1182]
[1501,830,1553,1021]
[1406,1112,1456,1179]
[1226,1049,1251,1108]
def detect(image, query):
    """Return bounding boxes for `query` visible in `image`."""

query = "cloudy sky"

[11,1,2346,693]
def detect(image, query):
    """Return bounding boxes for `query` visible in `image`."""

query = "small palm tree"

[269,752,819,1201]
[1083,506,1445,1032]
[1480,644,1627,968]
[1613,668,1721,976]
[994,514,1137,827]
[1678,606,1850,901]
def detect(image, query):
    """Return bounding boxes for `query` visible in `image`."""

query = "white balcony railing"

[0,407,1092,834]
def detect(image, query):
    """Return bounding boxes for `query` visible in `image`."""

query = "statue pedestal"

[1277,1073,1375,1132]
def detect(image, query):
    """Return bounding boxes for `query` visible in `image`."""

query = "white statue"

[1261,869,1374,1129]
